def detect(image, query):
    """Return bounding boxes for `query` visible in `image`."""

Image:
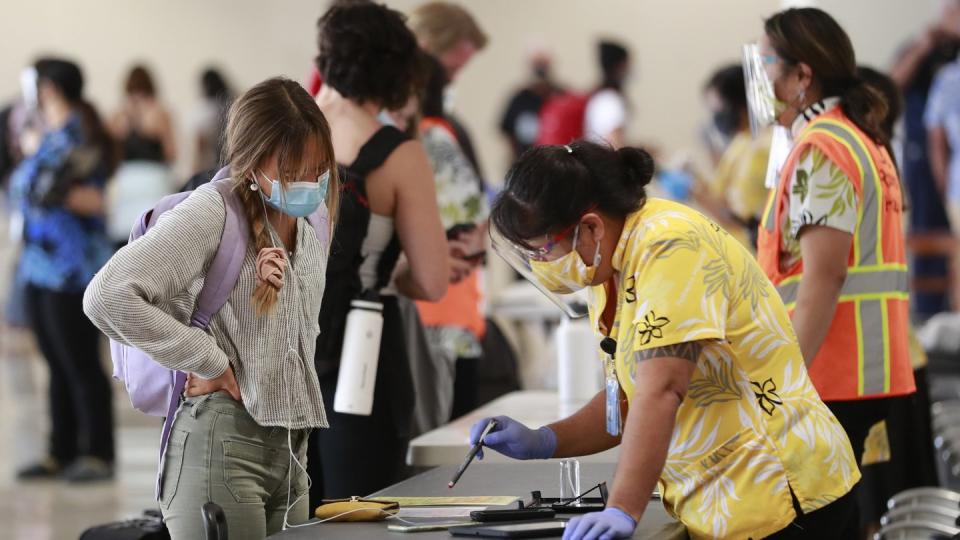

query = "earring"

[250,182,259,191]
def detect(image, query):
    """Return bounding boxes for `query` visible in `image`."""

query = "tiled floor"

[0,202,158,539]
[0,328,160,540]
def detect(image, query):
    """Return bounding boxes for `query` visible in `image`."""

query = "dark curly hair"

[315,2,424,110]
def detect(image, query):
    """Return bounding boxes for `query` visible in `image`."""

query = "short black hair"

[705,64,747,119]
[201,68,230,100]
[35,58,84,103]
[491,140,654,250]
[599,40,629,75]
[316,2,424,110]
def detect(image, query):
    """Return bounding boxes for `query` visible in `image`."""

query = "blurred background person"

[584,40,632,148]
[498,49,564,162]
[10,57,116,483]
[409,1,488,181]
[926,45,960,294]
[889,0,960,319]
[189,67,231,175]
[415,54,488,423]
[309,1,450,505]
[537,39,634,151]
[693,64,771,249]
[106,64,176,248]
[2,68,44,328]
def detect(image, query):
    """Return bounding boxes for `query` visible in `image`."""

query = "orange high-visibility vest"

[757,107,915,401]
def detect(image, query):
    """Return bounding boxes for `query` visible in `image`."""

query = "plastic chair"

[873,520,959,539]
[932,411,960,432]
[201,502,228,540]
[881,505,960,529]
[932,401,960,417]
[888,488,960,511]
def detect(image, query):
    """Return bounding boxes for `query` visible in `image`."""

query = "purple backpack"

[107,167,329,496]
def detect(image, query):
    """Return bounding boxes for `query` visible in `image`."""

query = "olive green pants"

[160,392,310,540]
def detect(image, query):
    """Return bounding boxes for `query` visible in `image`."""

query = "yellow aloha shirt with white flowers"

[588,198,859,540]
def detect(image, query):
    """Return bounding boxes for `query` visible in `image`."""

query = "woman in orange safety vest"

[751,7,916,535]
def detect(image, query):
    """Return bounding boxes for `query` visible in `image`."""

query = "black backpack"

[78,510,168,540]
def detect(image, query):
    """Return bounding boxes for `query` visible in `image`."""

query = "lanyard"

[600,337,623,437]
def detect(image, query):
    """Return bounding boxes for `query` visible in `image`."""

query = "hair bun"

[617,146,655,189]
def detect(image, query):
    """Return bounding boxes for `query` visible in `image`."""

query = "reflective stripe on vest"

[855,298,891,395]
[775,266,909,305]
[762,175,778,233]
[806,121,897,395]
[808,120,885,267]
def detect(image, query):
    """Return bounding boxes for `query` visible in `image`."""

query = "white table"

[407,390,619,467]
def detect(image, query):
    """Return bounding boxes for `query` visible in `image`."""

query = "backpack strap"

[157,177,249,499]
[192,179,249,327]
[307,204,331,250]
[211,165,230,183]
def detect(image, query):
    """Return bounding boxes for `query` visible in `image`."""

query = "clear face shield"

[490,225,591,319]
[742,42,778,137]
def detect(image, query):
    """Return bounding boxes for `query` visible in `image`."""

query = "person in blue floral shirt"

[10,58,117,482]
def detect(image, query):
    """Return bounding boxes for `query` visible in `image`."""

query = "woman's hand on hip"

[185,366,242,402]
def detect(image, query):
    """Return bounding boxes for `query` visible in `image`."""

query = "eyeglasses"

[525,221,580,262]
[523,205,598,262]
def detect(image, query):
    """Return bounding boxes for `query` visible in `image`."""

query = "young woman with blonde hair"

[85,77,338,539]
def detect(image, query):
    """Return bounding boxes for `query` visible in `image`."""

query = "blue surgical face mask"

[260,170,329,218]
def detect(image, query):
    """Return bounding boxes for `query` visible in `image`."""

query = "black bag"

[78,509,169,540]
[31,145,102,208]
[477,318,522,405]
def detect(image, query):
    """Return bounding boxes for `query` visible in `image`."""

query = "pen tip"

[447,482,454,489]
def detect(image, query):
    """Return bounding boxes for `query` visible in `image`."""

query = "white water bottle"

[333,299,384,416]
[556,316,602,417]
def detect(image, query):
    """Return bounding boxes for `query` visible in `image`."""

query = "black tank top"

[122,128,165,163]
[315,126,409,374]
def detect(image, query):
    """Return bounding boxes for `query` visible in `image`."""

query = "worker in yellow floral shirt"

[471,140,859,539]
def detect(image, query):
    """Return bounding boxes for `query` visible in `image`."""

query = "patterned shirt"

[421,123,489,230]
[10,114,113,293]
[419,122,489,360]
[589,198,859,539]
[779,98,857,268]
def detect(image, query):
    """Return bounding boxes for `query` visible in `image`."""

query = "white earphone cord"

[254,186,311,531]
[255,180,400,531]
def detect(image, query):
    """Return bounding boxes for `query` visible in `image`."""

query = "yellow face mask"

[529,226,601,294]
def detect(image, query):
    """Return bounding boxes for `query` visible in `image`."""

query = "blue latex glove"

[563,508,637,540]
[468,415,556,460]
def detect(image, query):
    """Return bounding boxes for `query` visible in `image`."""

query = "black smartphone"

[447,223,477,240]
[469,508,556,523]
[450,520,568,538]
[461,250,487,263]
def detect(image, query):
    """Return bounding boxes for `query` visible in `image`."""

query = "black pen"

[448,419,497,488]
